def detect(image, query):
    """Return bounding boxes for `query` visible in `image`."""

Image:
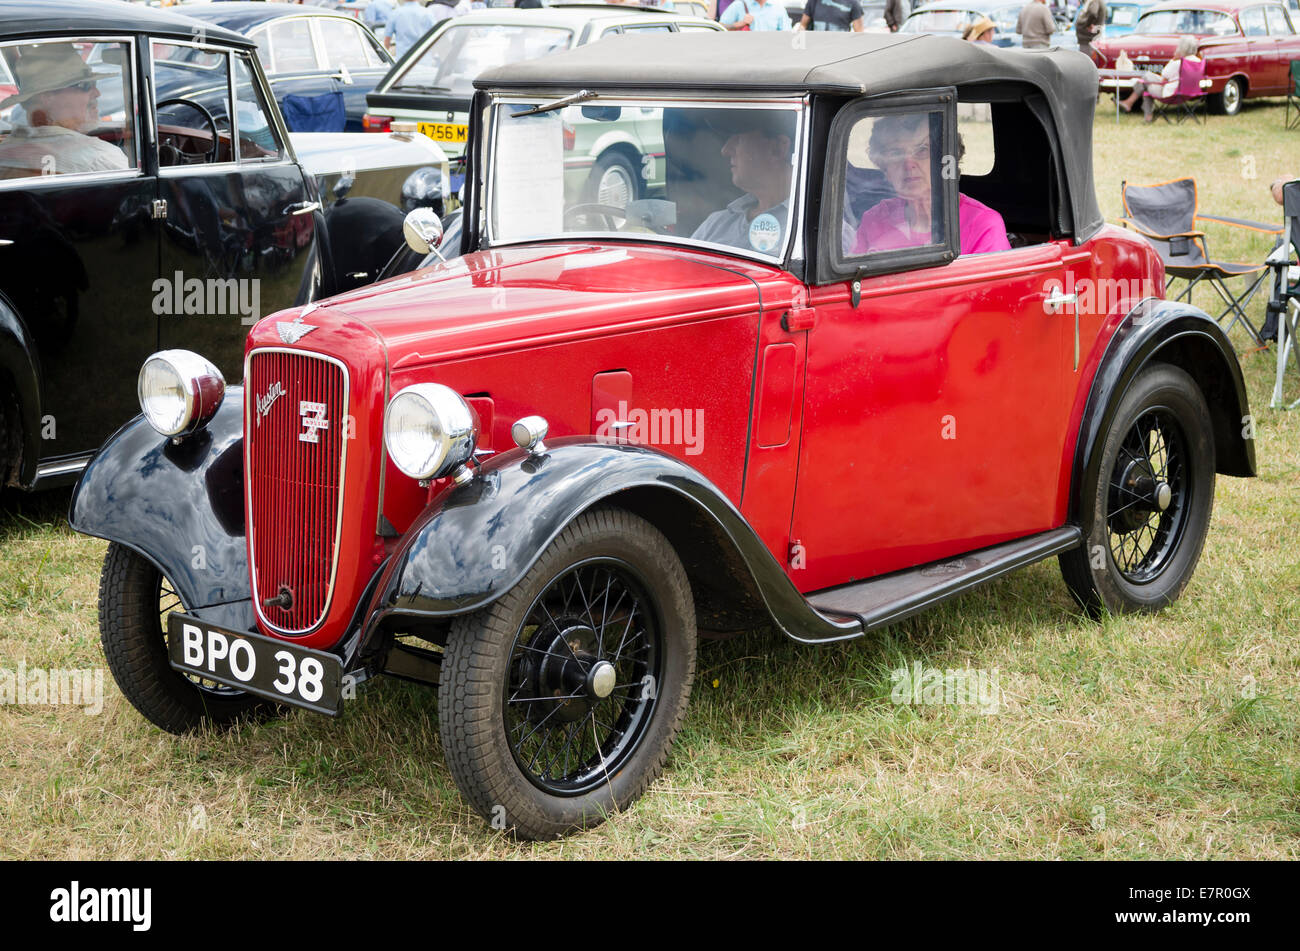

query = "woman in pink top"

[851,113,1010,256]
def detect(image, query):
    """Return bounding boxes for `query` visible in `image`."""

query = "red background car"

[1094,0,1300,114]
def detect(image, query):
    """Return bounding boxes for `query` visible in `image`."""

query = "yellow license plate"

[418,122,468,143]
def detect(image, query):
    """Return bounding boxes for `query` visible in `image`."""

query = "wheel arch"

[1067,298,1254,527]
[0,290,43,489]
[359,441,857,657]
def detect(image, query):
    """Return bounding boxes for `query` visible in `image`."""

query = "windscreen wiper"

[510,89,597,118]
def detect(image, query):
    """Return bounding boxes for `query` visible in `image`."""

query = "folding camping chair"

[1264,179,1300,409]
[1286,60,1300,132]
[1120,178,1284,348]
[1150,56,1211,125]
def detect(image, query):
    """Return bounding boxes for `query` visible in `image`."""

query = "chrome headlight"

[137,350,225,438]
[384,383,478,481]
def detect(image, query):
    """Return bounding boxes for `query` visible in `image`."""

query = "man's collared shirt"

[386,3,436,58]
[364,0,395,29]
[692,194,789,254]
[720,0,792,31]
[0,124,129,175]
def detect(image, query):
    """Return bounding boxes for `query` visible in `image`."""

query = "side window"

[623,24,675,32]
[0,39,138,179]
[1241,6,1269,34]
[153,41,233,167]
[840,110,948,260]
[1265,5,1294,32]
[316,18,371,70]
[233,54,283,162]
[252,26,274,73]
[267,19,319,74]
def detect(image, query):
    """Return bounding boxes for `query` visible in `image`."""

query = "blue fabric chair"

[281,91,346,133]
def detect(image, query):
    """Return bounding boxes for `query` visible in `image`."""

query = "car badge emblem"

[277,316,318,345]
[299,401,329,443]
[255,381,285,426]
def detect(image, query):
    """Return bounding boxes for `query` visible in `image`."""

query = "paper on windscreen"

[493,110,564,240]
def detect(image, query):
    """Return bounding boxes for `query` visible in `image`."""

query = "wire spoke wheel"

[158,577,243,697]
[1059,363,1216,616]
[438,507,695,839]
[505,559,661,796]
[1104,408,1189,584]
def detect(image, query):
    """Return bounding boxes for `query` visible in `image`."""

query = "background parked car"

[1096,0,1159,36]
[1093,0,1300,114]
[364,3,723,195]
[901,1,1077,46]
[181,2,394,132]
[0,0,445,491]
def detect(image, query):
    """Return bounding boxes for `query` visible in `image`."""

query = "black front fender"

[69,386,252,630]
[361,439,859,653]
[1069,299,1256,526]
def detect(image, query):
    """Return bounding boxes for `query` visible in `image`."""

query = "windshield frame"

[480,91,809,267]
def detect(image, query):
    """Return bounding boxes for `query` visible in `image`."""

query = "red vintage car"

[72,33,1256,839]
[1094,0,1300,114]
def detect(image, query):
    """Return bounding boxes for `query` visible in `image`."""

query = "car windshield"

[1135,9,1239,34]
[990,4,1024,29]
[1106,2,1143,26]
[487,98,803,262]
[392,24,574,98]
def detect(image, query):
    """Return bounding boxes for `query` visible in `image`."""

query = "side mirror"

[403,207,444,256]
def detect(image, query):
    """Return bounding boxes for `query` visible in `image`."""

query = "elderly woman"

[850,112,1010,256]
[1119,36,1201,123]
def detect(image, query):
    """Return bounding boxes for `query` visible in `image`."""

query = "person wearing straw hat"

[0,44,127,176]
[961,15,996,41]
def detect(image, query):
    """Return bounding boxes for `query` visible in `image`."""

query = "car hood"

[289,131,447,177]
[250,242,774,370]
[1094,33,1231,60]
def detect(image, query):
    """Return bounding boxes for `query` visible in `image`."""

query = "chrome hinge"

[151,199,168,220]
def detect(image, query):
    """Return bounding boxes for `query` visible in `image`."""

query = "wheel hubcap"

[596,166,633,209]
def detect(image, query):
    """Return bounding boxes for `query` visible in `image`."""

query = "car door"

[312,14,393,131]
[153,40,318,386]
[252,16,344,132]
[1266,3,1300,91]
[788,94,1069,592]
[1238,5,1276,89]
[0,35,158,468]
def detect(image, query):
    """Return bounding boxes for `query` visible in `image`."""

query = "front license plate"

[166,614,344,716]
[417,121,468,143]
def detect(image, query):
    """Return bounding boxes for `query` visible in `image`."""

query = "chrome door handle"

[285,201,322,216]
[1043,291,1077,314]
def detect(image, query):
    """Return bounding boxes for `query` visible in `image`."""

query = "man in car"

[0,45,127,177]
[692,111,796,253]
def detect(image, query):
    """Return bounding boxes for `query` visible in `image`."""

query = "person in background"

[1118,34,1199,122]
[884,0,906,31]
[364,0,394,32]
[1074,0,1106,60]
[721,0,792,30]
[1016,0,1056,49]
[961,14,995,41]
[385,0,436,58]
[799,0,865,31]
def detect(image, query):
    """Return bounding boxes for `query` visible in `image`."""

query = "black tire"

[1060,363,1215,617]
[438,506,696,840]
[581,150,641,211]
[1209,77,1244,116]
[99,542,277,733]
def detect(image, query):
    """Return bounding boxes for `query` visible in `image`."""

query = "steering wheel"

[564,202,675,236]
[156,97,220,164]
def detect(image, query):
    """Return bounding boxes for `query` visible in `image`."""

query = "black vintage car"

[0,0,447,492]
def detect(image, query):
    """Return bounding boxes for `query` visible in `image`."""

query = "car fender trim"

[1067,298,1255,527]
[0,291,42,488]
[359,439,861,655]
[69,388,252,612]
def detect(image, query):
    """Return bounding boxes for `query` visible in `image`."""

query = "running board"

[804,527,1083,635]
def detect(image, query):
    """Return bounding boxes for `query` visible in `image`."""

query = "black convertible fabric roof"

[477,32,1104,241]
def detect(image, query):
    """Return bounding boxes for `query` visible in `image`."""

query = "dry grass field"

[1,96,1297,859]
